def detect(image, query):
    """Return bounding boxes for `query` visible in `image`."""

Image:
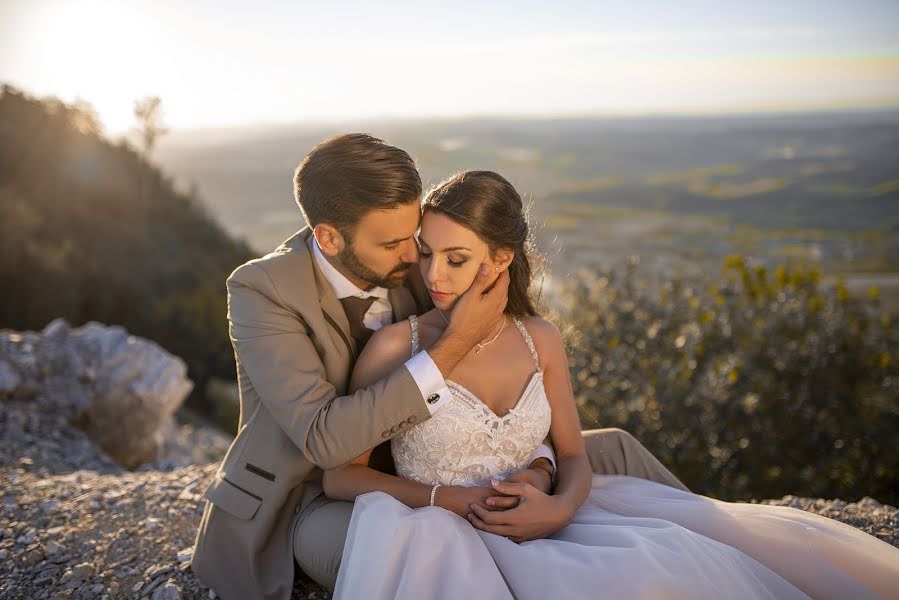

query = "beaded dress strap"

[409,315,420,358]
[513,318,540,369]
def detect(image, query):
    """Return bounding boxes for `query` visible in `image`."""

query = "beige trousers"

[293,428,688,591]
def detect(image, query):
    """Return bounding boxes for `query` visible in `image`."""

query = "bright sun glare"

[32,1,157,134]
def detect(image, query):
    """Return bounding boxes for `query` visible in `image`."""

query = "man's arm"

[228,263,430,470]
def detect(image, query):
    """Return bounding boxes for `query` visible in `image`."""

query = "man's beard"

[339,243,413,290]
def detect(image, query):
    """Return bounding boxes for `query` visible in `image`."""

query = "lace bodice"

[391,316,552,487]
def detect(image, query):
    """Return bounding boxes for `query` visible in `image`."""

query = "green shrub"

[557,255,898,503]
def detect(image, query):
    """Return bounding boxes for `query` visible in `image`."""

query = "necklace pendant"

[475,346,482,354]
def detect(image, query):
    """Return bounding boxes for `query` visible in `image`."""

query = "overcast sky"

[1,0,897,133]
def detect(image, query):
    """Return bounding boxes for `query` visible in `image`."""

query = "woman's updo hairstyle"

[422,170,540,318]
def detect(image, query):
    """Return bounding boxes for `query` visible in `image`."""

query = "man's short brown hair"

[293,133,421,238]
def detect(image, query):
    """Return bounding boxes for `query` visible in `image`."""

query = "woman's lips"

[429,289,451,299]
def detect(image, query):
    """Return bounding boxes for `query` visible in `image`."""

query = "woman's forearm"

[323,465,434,508]
[553,454,592,517]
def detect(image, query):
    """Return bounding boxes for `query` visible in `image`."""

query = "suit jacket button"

[381,430,390,438]
[427,393,440,405]
[406,416,417,424]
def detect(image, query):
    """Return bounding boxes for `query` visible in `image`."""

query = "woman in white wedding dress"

[323,170,899,599]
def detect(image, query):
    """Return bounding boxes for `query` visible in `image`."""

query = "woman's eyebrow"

[417,235,471,252]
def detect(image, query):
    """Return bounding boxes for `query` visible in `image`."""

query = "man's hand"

[447,264,510,349]
[467,480,576,543]
[429,264,511,378]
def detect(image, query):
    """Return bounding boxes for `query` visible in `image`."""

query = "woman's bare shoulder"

[521,316,566,366]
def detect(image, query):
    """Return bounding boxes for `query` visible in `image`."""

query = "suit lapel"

[303,231,357,360]
[388,285,418,322]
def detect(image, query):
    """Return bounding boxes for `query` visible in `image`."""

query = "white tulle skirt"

[334,475,899,600]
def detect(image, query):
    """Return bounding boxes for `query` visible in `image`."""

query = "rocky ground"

[1,322,896,599]
[0,398,331,600]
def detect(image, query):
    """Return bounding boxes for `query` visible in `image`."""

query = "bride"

[323,170,899,599]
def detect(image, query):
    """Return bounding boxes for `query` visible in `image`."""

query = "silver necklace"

[437,309,507,354]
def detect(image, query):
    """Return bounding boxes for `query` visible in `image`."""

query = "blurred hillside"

[0,86,253,414]
[156,111,899,308]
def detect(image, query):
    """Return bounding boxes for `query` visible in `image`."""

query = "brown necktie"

[339,296,378,348]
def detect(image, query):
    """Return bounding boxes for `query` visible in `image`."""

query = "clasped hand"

[435,467,572,543]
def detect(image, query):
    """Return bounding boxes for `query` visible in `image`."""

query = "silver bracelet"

[429,483,441,506]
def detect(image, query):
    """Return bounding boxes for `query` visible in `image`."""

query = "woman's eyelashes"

[419,250,466,268]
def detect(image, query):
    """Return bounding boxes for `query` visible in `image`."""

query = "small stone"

[152,581,183,600]
[90,584,104,594]
[0,549,8,560]
[23,545,45,566]
[71,562,94,580]
[46,540,64,554]
[857,496,882,509]
[16,529,37,544]
[175,547,192,562]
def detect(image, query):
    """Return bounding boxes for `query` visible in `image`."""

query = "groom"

[191,134,687,600]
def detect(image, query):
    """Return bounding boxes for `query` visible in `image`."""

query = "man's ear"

[313,224,345,257]
[492,248,514,273]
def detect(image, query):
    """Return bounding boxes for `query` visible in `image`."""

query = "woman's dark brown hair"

[423,170,540,318]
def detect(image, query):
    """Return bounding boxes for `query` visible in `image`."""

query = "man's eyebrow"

[381,235,413,245]
[417,235,471,252]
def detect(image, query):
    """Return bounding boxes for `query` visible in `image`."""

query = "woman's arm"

[469,317,592,540]
[322,321,498,517]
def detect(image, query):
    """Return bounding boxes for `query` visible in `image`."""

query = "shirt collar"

[312,236,389,301]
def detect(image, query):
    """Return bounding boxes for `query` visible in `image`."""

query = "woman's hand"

[467,480,577,543]
[483,466,552,510]
[434,485,500,519]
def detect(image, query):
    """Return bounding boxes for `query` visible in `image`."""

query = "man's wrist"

[429,328,471,378]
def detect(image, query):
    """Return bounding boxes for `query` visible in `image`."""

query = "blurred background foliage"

[2,86,896,503]
[557,256,898,504]
[0,86,253,415]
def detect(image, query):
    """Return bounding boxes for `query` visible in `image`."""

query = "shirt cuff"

[528,443,556,477]
[404,351,451,415]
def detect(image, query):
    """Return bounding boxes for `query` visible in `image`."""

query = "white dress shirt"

[312,238,555,472]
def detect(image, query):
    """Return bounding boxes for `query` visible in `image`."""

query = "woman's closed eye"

[420,250,466,267]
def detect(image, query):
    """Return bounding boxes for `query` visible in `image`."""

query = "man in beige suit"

[191,134,687,600]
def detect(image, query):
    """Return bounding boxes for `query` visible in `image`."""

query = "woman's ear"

[313,224,345,257]
[492,249,514,273]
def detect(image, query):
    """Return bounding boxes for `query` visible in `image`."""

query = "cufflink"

[427,393,441,404]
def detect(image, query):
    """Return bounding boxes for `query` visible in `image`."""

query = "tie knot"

[339,296,379,348]
[340,296,378,322]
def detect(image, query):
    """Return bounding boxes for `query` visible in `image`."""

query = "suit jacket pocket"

[203,475,263,520]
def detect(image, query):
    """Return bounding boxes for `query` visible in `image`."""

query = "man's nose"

[399,238,419,264]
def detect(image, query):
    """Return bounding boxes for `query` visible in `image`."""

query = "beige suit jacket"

[191,227,433,600]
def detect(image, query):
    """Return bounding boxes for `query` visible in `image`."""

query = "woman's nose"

[426,258,443,285]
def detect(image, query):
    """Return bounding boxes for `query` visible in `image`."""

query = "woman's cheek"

[460,263,480,292]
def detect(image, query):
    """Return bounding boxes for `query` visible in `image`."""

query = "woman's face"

[418,210,495,311]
